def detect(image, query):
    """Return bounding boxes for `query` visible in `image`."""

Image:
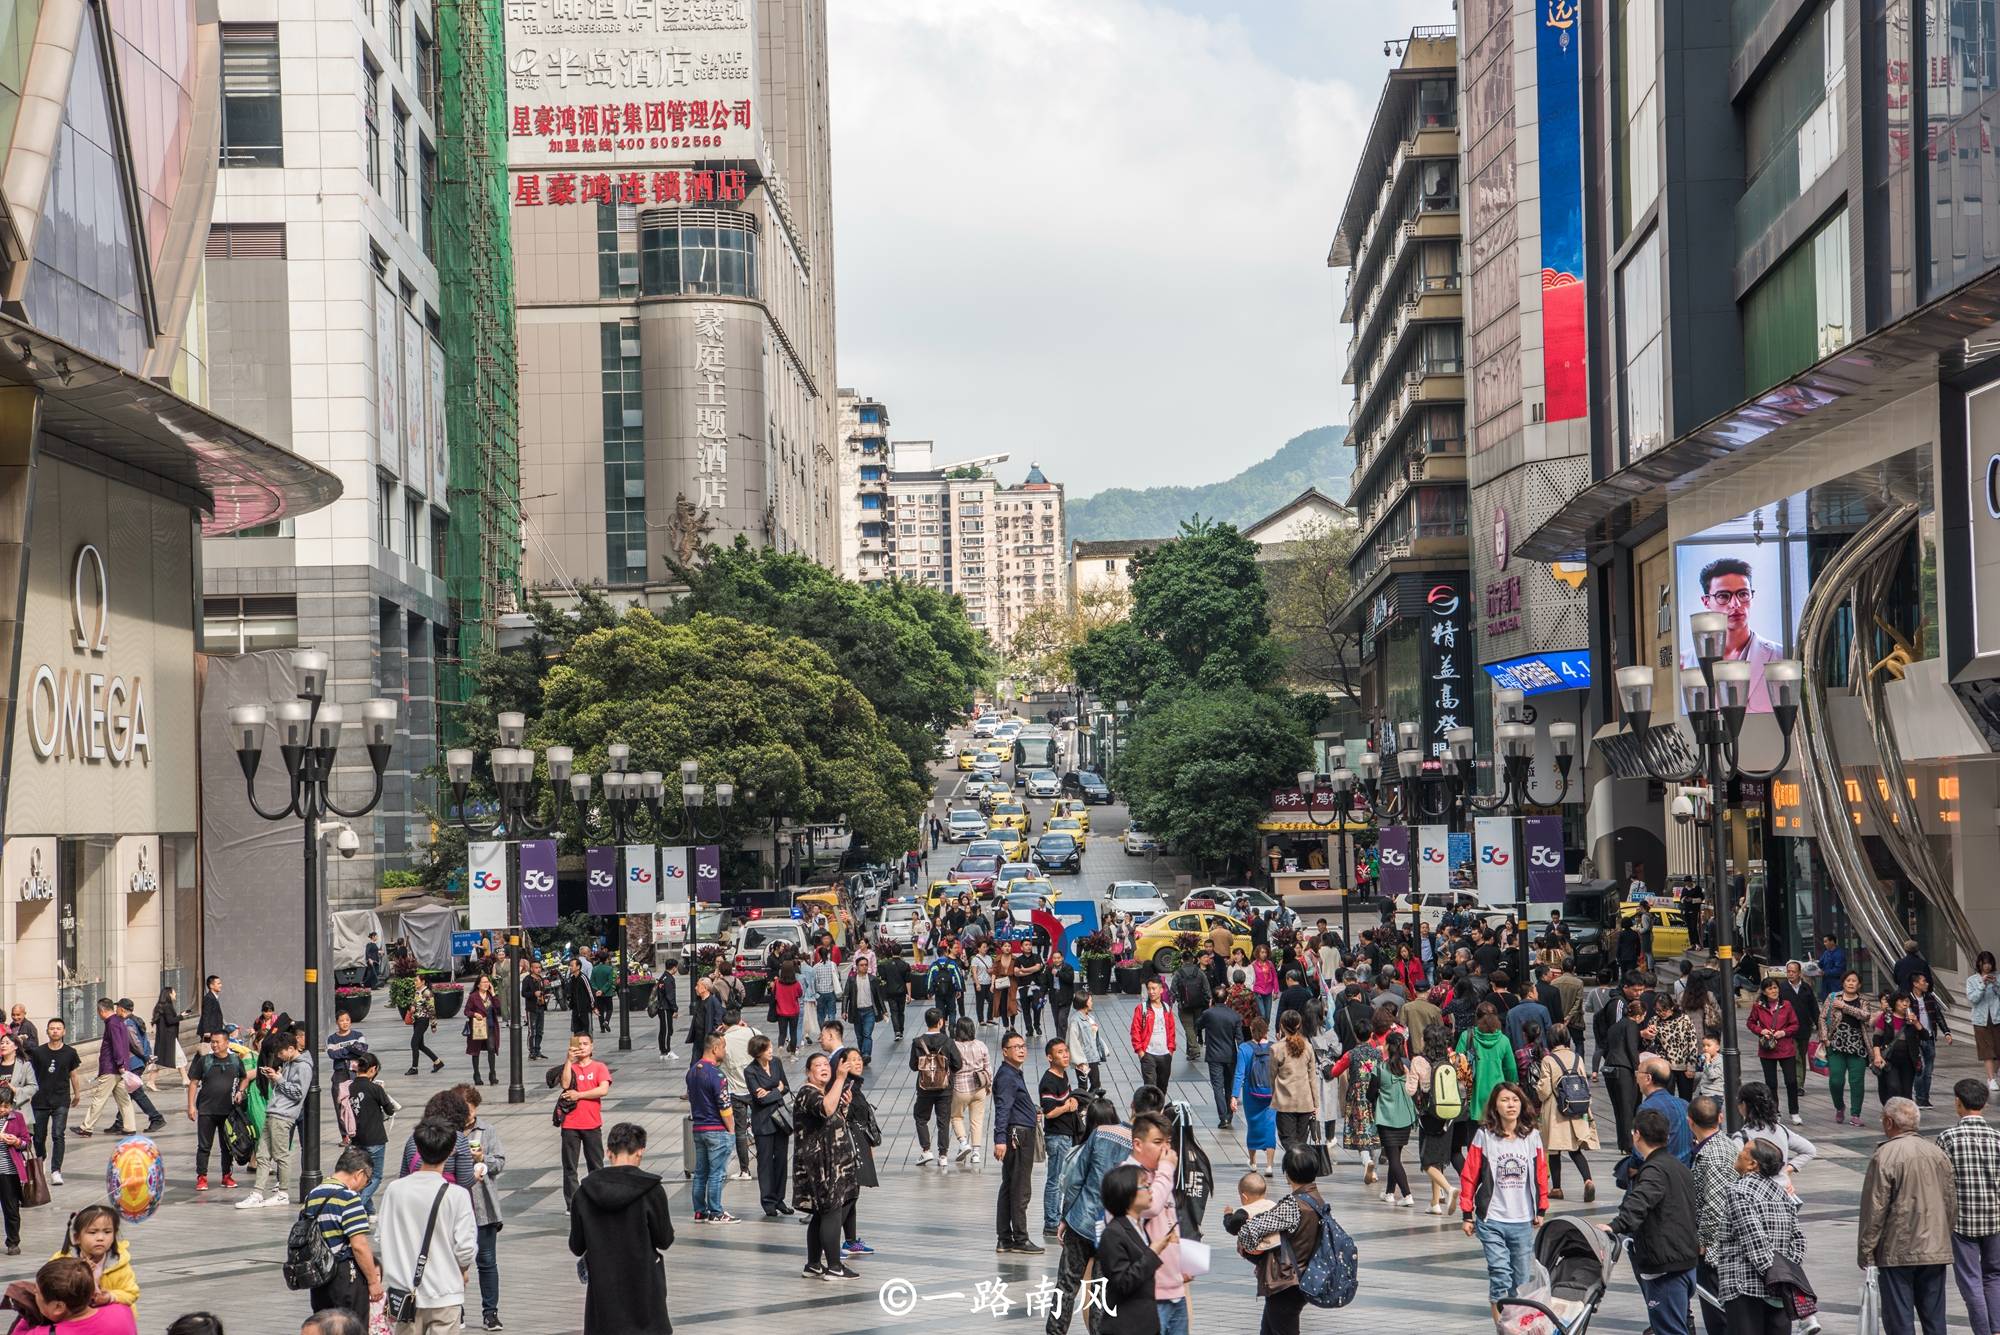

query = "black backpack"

[282,1196,338,1290]
[1552,1051,1593,1119]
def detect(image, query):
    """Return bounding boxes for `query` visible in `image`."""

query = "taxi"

[1618,900,1692,959]
[1134,909,1253,973]
[991,828,1031,863]
[987,801,1031,834]
[1007,877,1056,904]
[1044,814,1087,851]
[1051,799,1091,833]
[926,879,976,915]
[957,746,980,771]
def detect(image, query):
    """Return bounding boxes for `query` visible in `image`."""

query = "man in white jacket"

[375,1117,477,1335]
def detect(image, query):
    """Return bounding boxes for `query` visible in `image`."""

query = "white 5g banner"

[1474,816,1519,906]
[1417,824,1449,893]
[660,845,690,908]
[623,843,658,914]
[468,841,507,929]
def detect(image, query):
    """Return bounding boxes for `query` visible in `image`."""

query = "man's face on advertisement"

[1704,572,1753,632]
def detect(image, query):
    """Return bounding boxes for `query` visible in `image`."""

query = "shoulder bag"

[19,1151,50,1208]
[384,1182,451,1323]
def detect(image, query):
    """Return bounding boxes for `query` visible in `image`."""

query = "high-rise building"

[1328,26,1469,761]
[203,0,459,905]
[836,389,891,582]
[508,0,840,604]
[991,465,1067,648]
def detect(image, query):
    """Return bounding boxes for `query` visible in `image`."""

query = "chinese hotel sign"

[1419,580,1467,760]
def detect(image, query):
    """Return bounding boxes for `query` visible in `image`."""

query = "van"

[734,918,811,1002]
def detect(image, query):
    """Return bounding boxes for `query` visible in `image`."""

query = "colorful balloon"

[106,1134,165,1222]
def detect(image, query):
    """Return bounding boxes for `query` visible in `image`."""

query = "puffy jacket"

[1456,1027,1518,1124]
[1060,1124,1135,1236]
[1747,1000,1799,1061]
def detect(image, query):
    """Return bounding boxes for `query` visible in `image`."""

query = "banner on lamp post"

[519,839,558,928]
[585,846,618,916]
[1377,826,1411,897]
[1417,824,1450,894]
[695,844,722,904]
[623,843,658,914]
[661,846,691,908]
[468,841,507,929]
[1473,816,1518,906]
[1525,816,1567,902]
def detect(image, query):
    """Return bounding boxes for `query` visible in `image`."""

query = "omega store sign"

[1,460,198,1027]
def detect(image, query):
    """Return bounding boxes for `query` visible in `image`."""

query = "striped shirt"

[305,1182,370,1260]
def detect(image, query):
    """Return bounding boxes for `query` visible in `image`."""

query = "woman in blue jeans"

[1458,1082,1548,1321]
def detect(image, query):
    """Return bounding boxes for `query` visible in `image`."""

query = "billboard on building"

[504,0,761,175]
[1674,495,1809,714]
[374,282,399,476]
[427,338,449,503]
[1537,0,1587,421]
[402,312,426,490]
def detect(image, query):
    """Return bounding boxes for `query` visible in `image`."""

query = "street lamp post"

[443,712,576,1102]
[1292,764,1358,946]
[1614,616,1802,1134]
[1446,687,1578,987]
[579,756,662,1052]
[226,649,399,1193]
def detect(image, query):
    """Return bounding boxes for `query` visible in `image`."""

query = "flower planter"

[622,981,656,1010]
[1084,957,1114,994]
[1114,962,1145,996]
[431,988,464,1021]
[333,992,373,1024]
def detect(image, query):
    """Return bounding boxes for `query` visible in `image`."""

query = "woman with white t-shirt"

[1457,1081,1549,1320]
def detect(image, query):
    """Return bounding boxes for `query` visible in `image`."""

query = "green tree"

[1009,588,1130,687]
[1113,686,1310,870]
[533,610,924,859]
[1264,518,1363,701]
[1131,518,1280,690]
[1068,619,1184,707]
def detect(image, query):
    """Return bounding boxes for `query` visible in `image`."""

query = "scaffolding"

[435,0,521,735]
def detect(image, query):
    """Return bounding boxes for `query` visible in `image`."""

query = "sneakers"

[145,1118,167,1132]
[431,1060,447,1074]
[221,1174,237,1189]
[802,1264,826,1280]
[732,1169,753,1181]
[843,1239,875,1255]
[482,1316,505,1331]
[234,1191,266,1210]
[1548,1187,1564,1200]
[69,1127,92,1138]
[1791,1113,1804,1126]
[711,1212,740,1224]
[48,1171,62,1186]
[826,1264,863,1279]
[1396,1196,1415,1208]
[969,1150,982,1166]
[265,1191,290,1208]
[1425,1203,1445,1215]
[917,1152,937,1166]
[195,1175,208,1191]
[1006,1241,1046,1255]
[1584,1182,1596,1203]
[953,1141,972,1163]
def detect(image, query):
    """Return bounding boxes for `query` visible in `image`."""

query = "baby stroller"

[1493,1216,1623,1335]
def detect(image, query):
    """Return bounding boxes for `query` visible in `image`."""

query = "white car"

[880,902,925,946]
[972,719,998,738]
[1025,769,1061,799]
[1188,885,1293,925]
[1106,880,1169,923]
[1123,822,1163,855]
[947,809,989,842]
[972,752,1004,775]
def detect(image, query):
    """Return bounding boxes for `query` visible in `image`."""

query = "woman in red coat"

[465,974,502,1086]
[1394,943,1428,995]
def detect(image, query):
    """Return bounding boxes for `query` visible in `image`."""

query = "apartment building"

[836,389,891,582]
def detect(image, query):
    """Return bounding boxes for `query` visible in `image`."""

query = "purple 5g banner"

[519,839,559,928]
[1525,816,1566,903]
[1378,826,1411,897]
[585,845,618,916]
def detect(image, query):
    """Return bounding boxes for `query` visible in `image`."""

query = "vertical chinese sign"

[1539,0,1587,420]
[692,303,728,512]
[1419,580,1469,761]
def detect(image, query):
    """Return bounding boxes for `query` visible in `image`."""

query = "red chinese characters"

[509,169,750,207]
[508,99,753,151]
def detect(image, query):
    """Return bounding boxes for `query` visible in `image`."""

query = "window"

[431,508,448,574]
[419,138,436,257]
[388,0,405,69]
[597,203,638,298]
[203,597,301,655]
[1742,209,1851,393]
[219,518,292,538]
[1416,78,1455,129]
[404,494,422,564]
[1615,0,1660,239]
[1737,0,1845,252]
[1420,323,1462,373]
[1618,228,1664,462]
[392,102,409,230]
[601,319,646,581]
[377,470,395,550]
[638,209,759,298]
[1925,0,2000,295]
[414,23,435,119]
[363,57,381,193]
[219,26,282,166]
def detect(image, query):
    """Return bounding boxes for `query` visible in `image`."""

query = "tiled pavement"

[23,767,1979,1331]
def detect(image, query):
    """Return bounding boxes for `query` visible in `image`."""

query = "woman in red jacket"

[1747,976,1802,1118]
[1394,943,1427,995]
[1458,1081,1548,1320]
[772,959,804,1056]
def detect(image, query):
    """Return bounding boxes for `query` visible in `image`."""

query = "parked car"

[1075,772,1113,804]
[1395,890,1485,931]
[946,808,989,842]
[950,855,1002,893]
[1185,886,1294,926]
[1031,832,1083,875]
[1105,880,1169,922]
[1123,821,1163,856]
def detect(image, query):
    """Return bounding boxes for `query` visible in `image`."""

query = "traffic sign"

[451,931,482,956]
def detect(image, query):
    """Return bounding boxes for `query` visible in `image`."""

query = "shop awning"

[1257,818,1374,834]
[1518,266,2000,562]
[0,315,341,534]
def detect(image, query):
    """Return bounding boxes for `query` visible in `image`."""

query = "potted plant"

[1153,931,1202,976]
[333,986,373,1024]
[1077,931,1115,994]
[622,970,657,1009]
[388,976,418,1018]
[430,981,465,1020]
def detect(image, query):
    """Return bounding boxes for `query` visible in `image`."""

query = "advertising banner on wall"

[401,312,425,486]
[623,843,657,914]
[1417,824,1450,893]
[504,0,762,172]
[519,839,558,928]
[1473,817,1517,906]
[1377,826,1411,897]
[1537,0,1587,421]
[1418,578,1469,763]
[428,338,449,501]
[1525,816,1566,902]
[660,845,690,908]
[585,845,618,915]
[468,841,507,929]
[374,282,399,475]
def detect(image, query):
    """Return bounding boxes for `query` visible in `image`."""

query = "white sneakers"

[1791,1113,1804,1126]
[953,1141,972,1164]
[918,1151,938,1166]
[234,1191,264,1210]
[732,1170,753,1181]
[48,1171,62,1186]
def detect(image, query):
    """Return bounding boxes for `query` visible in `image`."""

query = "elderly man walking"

[1858,1096,1957,1335]
[1939,1078,2000,1335]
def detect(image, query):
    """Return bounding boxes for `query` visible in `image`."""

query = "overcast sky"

[826,0,1457,496]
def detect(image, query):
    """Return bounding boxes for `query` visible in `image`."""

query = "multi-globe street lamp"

[1615,613,1802,1133]
[226,648,399,1193]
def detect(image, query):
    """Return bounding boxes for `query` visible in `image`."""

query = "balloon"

[106,1134,165,1222]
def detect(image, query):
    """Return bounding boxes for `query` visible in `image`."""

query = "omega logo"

[1986,453,2000,520]
[28,543,151,765]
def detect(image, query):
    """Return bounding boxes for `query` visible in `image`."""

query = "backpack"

[282,1196,339,1290]
[1429,1061,1465,1121]
[1552,1052,1592,1119]
[222,1106,257,1167]
[915,1040,951,1093]
[1293,1195,1359,1308]
[1246,1042,1274,1099]
[927,959,958,994]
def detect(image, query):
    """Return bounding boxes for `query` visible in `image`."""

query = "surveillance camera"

[1671,794,1695,826]
[336,826,361,859]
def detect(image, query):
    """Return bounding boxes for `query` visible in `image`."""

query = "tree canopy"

[1113,686,1310,870]
[1264,518,1363,701]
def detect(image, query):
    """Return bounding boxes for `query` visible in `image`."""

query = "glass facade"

[1619,228,1664,462]
[639,210,759,298]
[1742,209,1851,392]
[601,320,646,581]
[219,24,281,166]
[21,17,147,372]
[1927,0,2000,294]
[597,202,637,298]
[1615,0,1660,239]
[1737,0,1845,253]
[107,0,195,269]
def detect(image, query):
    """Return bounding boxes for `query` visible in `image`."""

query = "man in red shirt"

[1130,976,1176,1094]
[557,1032,612,1209]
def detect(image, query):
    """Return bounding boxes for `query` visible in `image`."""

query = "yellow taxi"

[1618,900,1692,960]
[1044,815,1086,851]
[926,880,976,915]
[1134,910,1253,973]
[988,801,1031,834]
[982,741,1011,760]
[992,828,1031,863]
[957,746,979,771]
[1007,877,1056,903]
[1051,799,1091,833]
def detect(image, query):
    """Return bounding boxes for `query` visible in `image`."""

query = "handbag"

[469,1013,489,1043]
[19,1152,50,1208]
[383,1182,450,1323]
[1304,1119,1334,1178]
[121,1070,142,1093]
[768,1099,794,1135]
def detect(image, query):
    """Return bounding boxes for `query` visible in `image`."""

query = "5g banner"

[695,844,722,904]
[468,841,506,929]
[1473,816,1518,905]
[623,843,658,914]
[1525,815,1566,902]
[661,845,691,906]
[519,839,558,928]
[1417,824,1449,894]
[1377,826,1410,896]
[585,846,618,915]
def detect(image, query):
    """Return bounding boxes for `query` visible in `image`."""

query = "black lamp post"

[1291,764,1357,947]
[226,648,398,1194]
[1614,616,1802,1134]
[656,762,733,960]
[571,752,662,1053]
[1319,724,1453,948]
[443,711,575,1102]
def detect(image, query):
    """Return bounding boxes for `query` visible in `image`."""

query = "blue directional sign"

[451,931,482,957]
[1483,651,1592,696]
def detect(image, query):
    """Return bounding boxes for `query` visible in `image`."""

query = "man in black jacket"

[198,974,225,1041]
[1196,999,1245,1129]
[568,1121,675,1334]
[876,949,913,1042]
[1171,955,1212,1067]
[909,1008,962,1165]
[1604,1107,1699,1335]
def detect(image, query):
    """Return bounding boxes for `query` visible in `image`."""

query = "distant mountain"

[1066,426,1351,542]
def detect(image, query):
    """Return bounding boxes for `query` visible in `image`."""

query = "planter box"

[432,990,464,1021]
[622,982,655,1009]
[334,994,373,1024]
[1114,964,1145,996]
[1084,957,1114,994]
